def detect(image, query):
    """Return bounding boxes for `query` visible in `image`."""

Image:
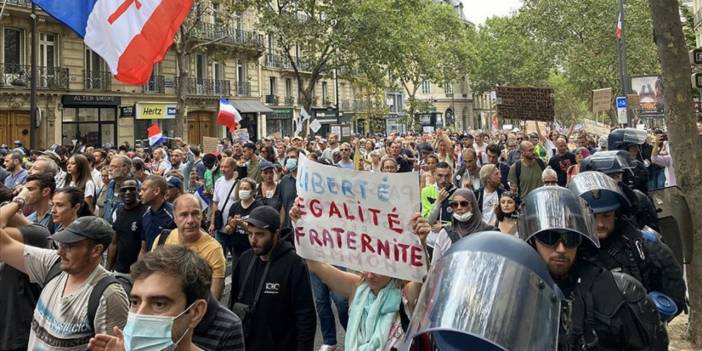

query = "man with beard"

[4,150,27,190]
[389,140,412,173]
[547,137,576,187]
[141,175,175,252]
[228,206,316,351]
[508,141,545,199]
[107,178,146,275]
[519,187,667,350]
[170,146,194,191]
[102,155,132,224]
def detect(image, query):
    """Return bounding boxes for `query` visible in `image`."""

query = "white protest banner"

[309,119,322,133]
[293,154,426,282]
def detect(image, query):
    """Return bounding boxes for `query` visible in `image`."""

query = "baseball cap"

[244,206,281,232]
[167,176,183,189]
[49,216,113,247]
[260,160,275,171]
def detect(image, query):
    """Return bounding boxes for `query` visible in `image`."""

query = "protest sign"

[592,88,612,114]
[496,86,554,122]
[293,154,426,282]
[232,129,250,142]
[309,119,322,133]
[202,136,219,154]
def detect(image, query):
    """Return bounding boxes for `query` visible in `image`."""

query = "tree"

[468,15,552,94]
[647,0,702,346]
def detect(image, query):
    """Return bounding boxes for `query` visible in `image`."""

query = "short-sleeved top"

[113,203,147,273]
[0,224,50,350]
[23,246,129,350]
[227,200,262,236]
[4,168,28,189]
[70,179,97,199]
[142,202,175,251]
[508,160,544,199]
[213,176,238,230]
[154,230,226,279]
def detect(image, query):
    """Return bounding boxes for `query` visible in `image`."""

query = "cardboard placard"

[496,86,555,122]
[293,154,426,282]
[202,136,219,154]
[592,88,613,113]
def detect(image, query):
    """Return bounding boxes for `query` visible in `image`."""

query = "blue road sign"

[616,96,627,109]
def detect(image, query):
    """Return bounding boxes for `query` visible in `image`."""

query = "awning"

[231,100,274,113]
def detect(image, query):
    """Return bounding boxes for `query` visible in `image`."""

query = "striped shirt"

[193,297,245,351]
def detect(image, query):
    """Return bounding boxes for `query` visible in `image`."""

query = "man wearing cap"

[0,200,129,349]
[4,150,27,190]
[229,205,316,351]
[155,193,226,300]
[141,175,176,252]
[166,176,185,203]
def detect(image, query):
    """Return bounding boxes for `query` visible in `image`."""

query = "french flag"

[615,11,623,40]
[147,123,164,146]
[32,0,193,85]
[217,97,242,132]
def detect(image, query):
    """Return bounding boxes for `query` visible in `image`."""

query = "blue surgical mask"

[122,304,192,351]
[285,158,298,171]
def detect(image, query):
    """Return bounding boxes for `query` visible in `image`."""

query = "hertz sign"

[136,102,177,119]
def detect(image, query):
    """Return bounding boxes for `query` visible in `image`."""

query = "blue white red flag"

[147,123,164,146]
[195,185,210,210]
[32,0,193,84]
[217,97,242,132]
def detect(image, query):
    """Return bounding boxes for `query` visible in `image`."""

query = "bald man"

[152,193,226,299]
[508,141,545,199]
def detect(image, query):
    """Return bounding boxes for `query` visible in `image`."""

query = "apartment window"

[144,64,161,93]
[39,33,57,69]
[285,78,292,97]
[267,34,274,54]
[269,76,276,96]
[212,61,224,95]
[322,81,328,103]
[237,61,248,95]
[85,48,109,90]
[444,82,453,95]
[195,54,206,80]
[421,80,431,94]
[4,28,24,73]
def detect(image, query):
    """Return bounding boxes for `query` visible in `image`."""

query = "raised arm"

[306,260,359,300]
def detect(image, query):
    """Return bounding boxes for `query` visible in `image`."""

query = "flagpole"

[617,0,631,125]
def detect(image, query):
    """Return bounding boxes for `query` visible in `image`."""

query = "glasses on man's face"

[534,231,582,249]
[450,200,470,209]
[120,186,137,193]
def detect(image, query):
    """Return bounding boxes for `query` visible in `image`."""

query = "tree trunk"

[647,0,702,346]
[175,48,190,142]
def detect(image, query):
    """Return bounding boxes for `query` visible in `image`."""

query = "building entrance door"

[0,110,30,146]
[187,112,213,145]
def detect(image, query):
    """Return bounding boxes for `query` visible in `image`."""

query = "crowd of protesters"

[0,120,698,351]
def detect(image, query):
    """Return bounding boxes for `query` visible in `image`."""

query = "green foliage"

[680,1,697,50]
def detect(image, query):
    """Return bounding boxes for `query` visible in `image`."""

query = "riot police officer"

[569,171,687,317]
[580,150,659,231]
[607,128,651,193]
[519,187,668,350]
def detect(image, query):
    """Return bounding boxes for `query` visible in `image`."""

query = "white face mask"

[453,211,473,222]
[238,190,252,200]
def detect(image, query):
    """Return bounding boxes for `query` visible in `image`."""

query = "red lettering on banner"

[322,229,333,247]
[347,230,357,250]
[342,202,356,220]
[397,243,410,263]
[294,226,305,244]
[331,227,345,248]
[361,233,375,253]
[377,239,390,259]
[309,199,322,217]
[410,246,424,267]
[368,208,381,226]
[387,210,403,234]
[310,229,323,246]
[328,201,342,218]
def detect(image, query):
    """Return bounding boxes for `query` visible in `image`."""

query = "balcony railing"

[284,95,296,105]
[5,0,31,8]
[265,53,292,69]
[191,23,265,51]
[179,78,231,96]
[84,70,112,91]
[265,95,279,105]
[143,75,165,93]
[236,81,251,96]
[0,64,69,90]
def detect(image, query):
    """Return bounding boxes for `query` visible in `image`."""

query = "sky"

[462,0,523,25]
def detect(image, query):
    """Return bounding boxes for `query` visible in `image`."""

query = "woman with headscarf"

[428,188,495,264]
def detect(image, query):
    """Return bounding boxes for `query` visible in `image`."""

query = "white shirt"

[481,189,498,224]
[213,176,237,228]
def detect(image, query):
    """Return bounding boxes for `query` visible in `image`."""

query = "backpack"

[44,261,132,332]
[515,158,545,189]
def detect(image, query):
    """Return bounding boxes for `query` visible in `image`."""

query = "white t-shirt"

[70,179,96,199]
[213,176,237,229]
[23,246,129,350]
[481,189,499,224]
[91,168,103,189]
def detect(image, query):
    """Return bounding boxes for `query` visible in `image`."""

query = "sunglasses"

[449,200,470,209]
[534,231,583,249]
[119,186,137,192]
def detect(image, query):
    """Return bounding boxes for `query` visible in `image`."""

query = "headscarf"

[449,188,493,237]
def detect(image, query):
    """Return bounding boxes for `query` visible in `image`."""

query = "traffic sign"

[690,48,702,65]
[692,73,702,88]
[616,96,627,110]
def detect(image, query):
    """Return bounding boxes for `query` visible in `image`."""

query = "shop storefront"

[61,95,119,147]
[132,102,177,143]
[232,100,273,141]
[311,107,339,137]
[267,108,293,137]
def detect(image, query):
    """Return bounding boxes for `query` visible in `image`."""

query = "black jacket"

[229,235,316,351]
[474,185,505,212]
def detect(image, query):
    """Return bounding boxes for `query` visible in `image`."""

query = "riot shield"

[649,186,693,264]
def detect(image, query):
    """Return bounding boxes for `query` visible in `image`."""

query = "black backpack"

[44,261,132,332]
[515,158,545,189]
